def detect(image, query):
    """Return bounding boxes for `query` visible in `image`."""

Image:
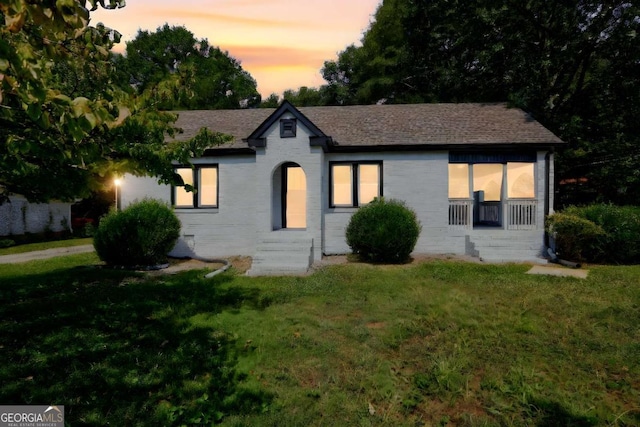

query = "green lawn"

[0,255,638,426]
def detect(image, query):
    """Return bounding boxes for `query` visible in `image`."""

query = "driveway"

[0,245,94,264]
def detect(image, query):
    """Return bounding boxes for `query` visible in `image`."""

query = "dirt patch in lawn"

[146,256,252,276]
[145,253,480,277]
[366,322,386,330]
[316,253,481,267]
[226,256,252,274]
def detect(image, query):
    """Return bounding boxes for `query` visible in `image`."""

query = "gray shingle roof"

[169,103,563,150]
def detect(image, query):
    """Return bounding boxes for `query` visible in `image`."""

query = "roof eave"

[202,147,256,156]
[246,137,266,148]
[328,141,565,153]
[310,136,333,151]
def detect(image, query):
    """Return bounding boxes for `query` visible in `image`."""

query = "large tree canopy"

[0,1,227,203]
[122,24,261,110]
[322,0,640,205]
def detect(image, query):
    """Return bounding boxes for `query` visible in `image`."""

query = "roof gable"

[245,100,332,150]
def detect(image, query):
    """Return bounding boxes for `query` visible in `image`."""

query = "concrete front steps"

[246,232,314,276]
[466,230,548,264]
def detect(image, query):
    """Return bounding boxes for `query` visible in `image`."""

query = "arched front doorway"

[272,162,307,230]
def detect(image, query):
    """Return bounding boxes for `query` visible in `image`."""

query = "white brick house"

[120,101,564,275]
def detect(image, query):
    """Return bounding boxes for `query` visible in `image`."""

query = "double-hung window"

[173,165,218,208]
[330,162,382,207]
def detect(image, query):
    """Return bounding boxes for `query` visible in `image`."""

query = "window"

[330,162,382,207]
[448,164,470,199]
[447,161,536,200]
[174,168,194,207]
[473,164,503,202]
[173,165,218,208]
[507,162,535,198]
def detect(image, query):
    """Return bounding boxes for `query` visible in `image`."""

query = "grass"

[0,237,93,255]
[1,255,639,426]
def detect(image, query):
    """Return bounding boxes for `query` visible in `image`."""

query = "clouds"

[92,0,380,96]
[149,9,310,30]
[222,45,330,68]
[216,45,331,95]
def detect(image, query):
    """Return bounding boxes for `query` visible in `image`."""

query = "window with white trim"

[173,165,218,208]
[330,162,382,207]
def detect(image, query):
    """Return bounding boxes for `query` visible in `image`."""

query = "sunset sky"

[92,0,382,97]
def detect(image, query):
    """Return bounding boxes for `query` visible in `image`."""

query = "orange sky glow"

[91,0,382,97]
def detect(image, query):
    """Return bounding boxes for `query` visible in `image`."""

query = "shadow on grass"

[531,398,598,427]
[0,266,272,426]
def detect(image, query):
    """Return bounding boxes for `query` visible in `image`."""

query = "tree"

[1,1,229,203]
[282,86,324,107]
[321,0,411,105]
[123,24,261,110]
[320,56,355,105]
[260,93,280,108]
[322,0,640,205]
[122,24,197,93]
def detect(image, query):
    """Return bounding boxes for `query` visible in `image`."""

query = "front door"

[282,165,306,229]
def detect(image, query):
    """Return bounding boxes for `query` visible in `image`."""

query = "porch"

[448,199,545,263]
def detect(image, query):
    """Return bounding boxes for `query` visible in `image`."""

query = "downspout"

[203,258,231,278]
[544,151,551,248]
[547,247,581,269]
[169,255,232,278]
[544,150,581,268]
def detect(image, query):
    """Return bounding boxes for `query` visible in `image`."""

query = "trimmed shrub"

[93,199,181,266]
[564,204,640,264]
[546,213,605,262]
[346,198,421,263]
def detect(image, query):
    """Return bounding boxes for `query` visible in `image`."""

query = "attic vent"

[280,119,297,138]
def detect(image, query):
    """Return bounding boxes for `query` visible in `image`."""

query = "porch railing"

[448,199,472,229]
[506,199,538,230]
[449,199,538,230]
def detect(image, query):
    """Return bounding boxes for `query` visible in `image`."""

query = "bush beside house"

[346,198,421,264]
[547,204,640,264]
[93,199,181,267]
[545,213,605,262]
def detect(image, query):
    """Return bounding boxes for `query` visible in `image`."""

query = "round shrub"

[545,212,605,262]
[346,198,421,263]
[93,199,181,266]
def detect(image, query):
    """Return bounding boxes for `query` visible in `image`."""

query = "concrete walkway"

[526,264,589,279]
[0,245,94,264]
